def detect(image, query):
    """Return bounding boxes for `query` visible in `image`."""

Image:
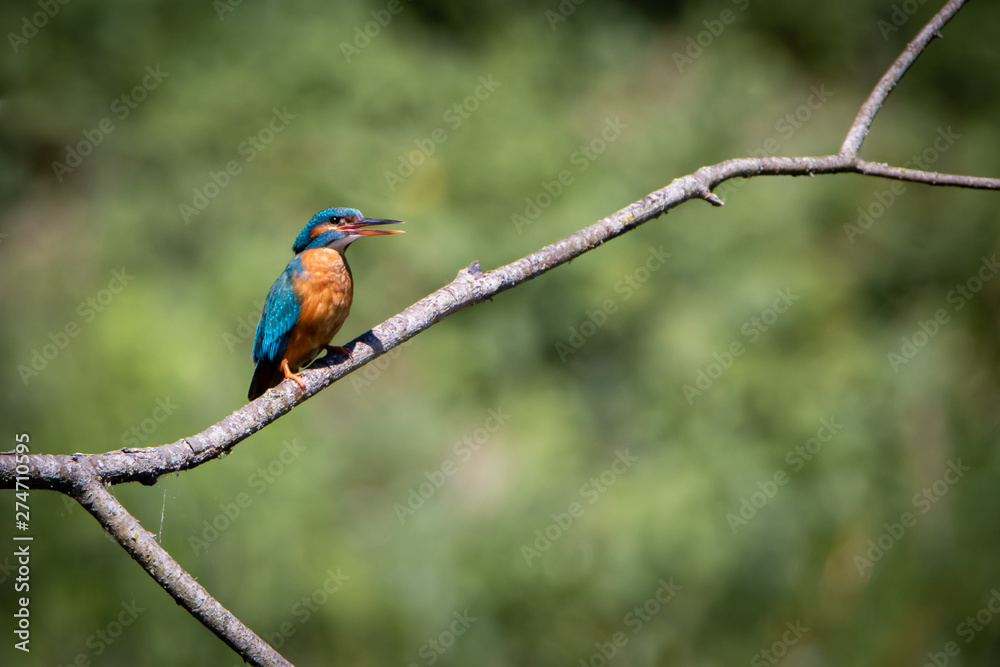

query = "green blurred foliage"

[2,0,1000,665]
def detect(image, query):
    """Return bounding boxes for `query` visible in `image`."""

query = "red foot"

[281,359,307,391]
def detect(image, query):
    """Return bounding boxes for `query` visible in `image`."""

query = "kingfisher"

[248,207,404,400]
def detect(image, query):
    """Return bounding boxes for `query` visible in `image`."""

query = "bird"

[248,207,404,400]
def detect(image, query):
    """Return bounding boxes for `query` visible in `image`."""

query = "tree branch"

[840,0,967,156]
[8,158,993,490]
[73,476,292,667]
[2,1,997,665]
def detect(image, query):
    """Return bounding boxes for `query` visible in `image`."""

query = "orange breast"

[283,248,354,369]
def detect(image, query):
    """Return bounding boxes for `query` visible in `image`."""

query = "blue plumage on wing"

[252,256,304,364]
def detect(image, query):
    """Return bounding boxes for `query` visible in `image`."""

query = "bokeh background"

[2,0,1000,665]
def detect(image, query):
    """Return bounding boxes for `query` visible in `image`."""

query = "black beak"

[340,218,405,236]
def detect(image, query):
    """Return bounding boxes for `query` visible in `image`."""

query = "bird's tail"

[248,359,284,401]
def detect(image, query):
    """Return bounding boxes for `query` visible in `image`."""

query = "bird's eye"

[329,217,341,223]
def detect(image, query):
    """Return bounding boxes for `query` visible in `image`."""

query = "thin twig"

[840,0,967,156]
